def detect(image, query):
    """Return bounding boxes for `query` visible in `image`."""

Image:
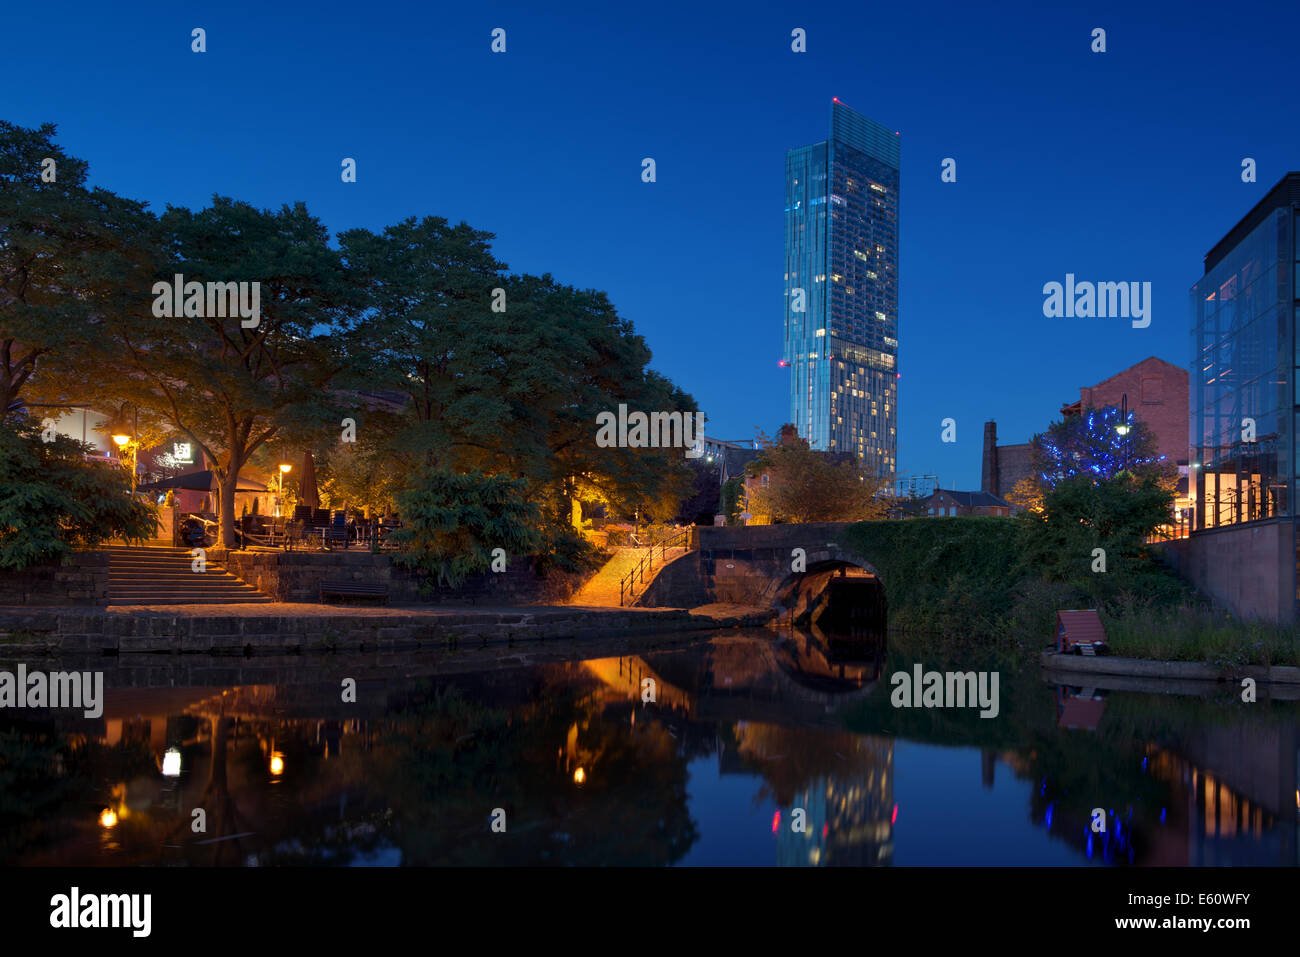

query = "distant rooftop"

[924,489,1012,509]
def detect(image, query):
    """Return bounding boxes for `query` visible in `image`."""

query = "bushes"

[843,517,1024,639]
[842,510,1215,658]
[388,469,544,587]
[388,467,601,587]
[0,416,156,569]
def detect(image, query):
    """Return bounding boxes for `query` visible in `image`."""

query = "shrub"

[389,469,544,587]
[0,416,156,570]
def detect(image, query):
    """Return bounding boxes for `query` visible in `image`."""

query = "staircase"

[106,545,273,606]
[569,540,691,607]
[569,548,647,607]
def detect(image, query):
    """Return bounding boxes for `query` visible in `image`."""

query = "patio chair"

[322,512,349,550]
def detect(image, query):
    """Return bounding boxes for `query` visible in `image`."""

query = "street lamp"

[276,463,291,517]
[1114,393,1130,472]
[112,433,138,493]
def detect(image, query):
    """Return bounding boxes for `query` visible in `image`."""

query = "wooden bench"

[319,580,389,605]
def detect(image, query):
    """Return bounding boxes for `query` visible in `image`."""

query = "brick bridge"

[636,523,885,623]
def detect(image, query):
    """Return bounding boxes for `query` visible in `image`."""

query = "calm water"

[2,629,1296,866]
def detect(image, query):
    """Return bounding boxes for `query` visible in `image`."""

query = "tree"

[720,477,744,526]
[338,219,698,534]
[746,432,889,523]
[98,197,352,546]
[0,415,156,569]
[673,459,721,525]
[1031,405,1175,489]
[0,121,156,413]
[1005,475,1044,512]
[336,217,510,473]
[316,436,402,518]
[389,469,545,587]
[1017,472,1173,590]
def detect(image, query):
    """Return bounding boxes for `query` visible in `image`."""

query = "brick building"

[980,423,1034,499]
[982,356,1190,499]
[1058,356,1189,469]
[916,489,1013,518]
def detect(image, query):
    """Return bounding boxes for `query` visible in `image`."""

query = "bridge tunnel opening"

[773,561,887,647]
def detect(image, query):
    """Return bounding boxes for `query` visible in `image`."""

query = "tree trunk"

[219,468,240,547]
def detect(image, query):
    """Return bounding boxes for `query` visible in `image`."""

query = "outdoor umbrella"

[299,451,320,509]
[137,470,268,492]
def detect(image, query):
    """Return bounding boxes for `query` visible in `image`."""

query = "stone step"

[104,545,272,604]
[102,549,191,556]
[112,587,269,595]
[109,572,244,579]
[106,597,276,606]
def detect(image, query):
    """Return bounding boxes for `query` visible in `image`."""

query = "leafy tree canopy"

[746,428,889,524]
[1031,405,1175,489]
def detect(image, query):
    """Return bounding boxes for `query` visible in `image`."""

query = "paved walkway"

[568,546,688,607]
[0,601,679,619]
[0,601,771,623]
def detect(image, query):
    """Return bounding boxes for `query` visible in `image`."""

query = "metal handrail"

[619,527,694,606]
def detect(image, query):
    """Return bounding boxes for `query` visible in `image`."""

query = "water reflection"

[1,627,1296,866]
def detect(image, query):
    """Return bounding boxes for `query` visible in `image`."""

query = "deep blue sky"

[7,0,1298,489]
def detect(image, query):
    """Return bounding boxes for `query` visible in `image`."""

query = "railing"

[1189,481,1287,533]
[619,527,694,606]
[1145,513,1191,544]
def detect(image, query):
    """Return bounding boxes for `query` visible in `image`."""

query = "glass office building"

[1190,173,1300,530]
[784,100,899,476]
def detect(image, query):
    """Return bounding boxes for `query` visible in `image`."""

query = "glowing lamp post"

[112,433,138,493]
[276,463,291,516]
[1115,393,1130,472]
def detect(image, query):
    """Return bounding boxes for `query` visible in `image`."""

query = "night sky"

[7,0,1299,488]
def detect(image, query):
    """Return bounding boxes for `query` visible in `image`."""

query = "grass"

[1102,600,1300,667]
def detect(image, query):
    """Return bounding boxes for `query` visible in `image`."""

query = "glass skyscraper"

[784,99,900,476]
[1190,173,1300,531]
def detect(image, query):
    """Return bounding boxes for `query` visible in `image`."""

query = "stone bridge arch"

[638,523,887,630]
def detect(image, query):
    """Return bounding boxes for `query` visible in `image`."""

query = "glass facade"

[1190,202,1297,530]
[784,101,899,477]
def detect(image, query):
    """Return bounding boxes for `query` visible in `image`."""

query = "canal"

[1,628,1296,866]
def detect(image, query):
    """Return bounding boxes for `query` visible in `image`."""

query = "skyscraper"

[784,99,900,476]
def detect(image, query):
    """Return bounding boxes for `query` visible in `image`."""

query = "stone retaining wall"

[0,552,108,605]
[216,549,581,605]
[0,606,758,656]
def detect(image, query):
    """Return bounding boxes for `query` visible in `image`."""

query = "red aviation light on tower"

[778,359,789,368]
